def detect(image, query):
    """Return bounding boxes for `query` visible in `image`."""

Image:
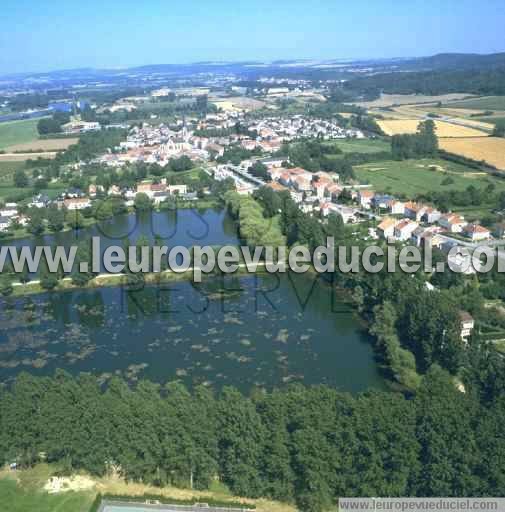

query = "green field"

[354,158,505,198]
[328,138,390,154]
[446,96,505,111]
[0,160,25,182]
[473,116,505,126]
[0,161,66,201]
[0,118,42,150]
[0,466,94,512]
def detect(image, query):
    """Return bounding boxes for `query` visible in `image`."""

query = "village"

[0,105,501,275]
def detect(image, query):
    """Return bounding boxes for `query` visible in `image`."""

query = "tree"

[66,210,85,230]
[248,162,270,181]
[134,192,152,211]
[169,155,193,172]
[0,274,13,296]
[14,169,29,188]
[253,187,282,217]
[39,252,59,290]
[46,205,65,232]
[492,119,505,138]
[71,239,94,286]
[27,213,44,236]
[37,117,63,135]
[325,213,345,240]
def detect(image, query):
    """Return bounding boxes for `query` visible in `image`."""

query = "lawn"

[446,96,505,111]
[0,466,94,512]
[0,118,42,150]
[354,158,505,198]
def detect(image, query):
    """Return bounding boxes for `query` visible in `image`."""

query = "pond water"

[0,208,386,393]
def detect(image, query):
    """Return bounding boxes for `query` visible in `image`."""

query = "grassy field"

[4,138,78,152]
[473,116,505,126]
[0,466,94,512]
[445,96,505,111]
[354,158,505,198]
[326,138,391,154]
[439,137,505,171]
[0,118,42,150]
[352,93,475,108]
[0,160,25,183]
[0,464,294,512]
[376,119,488,137]
[0,161,66,201]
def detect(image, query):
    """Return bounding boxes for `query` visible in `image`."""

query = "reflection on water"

[0,208,386,392]
[0,273,385,392]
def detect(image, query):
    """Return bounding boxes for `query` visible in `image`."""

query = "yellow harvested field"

[4,137,78,152]
[353,93,475,108]
[377,119,488,137]
[439,137,505,171]
[212,97,265,112]
[0,152,57,161]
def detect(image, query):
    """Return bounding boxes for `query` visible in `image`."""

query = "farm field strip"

[3,137,78,152]
[376,119,488,137]
[443,96,505,111]
[439,137,505,171]
[352,93,476,108]
[0,118,43,150]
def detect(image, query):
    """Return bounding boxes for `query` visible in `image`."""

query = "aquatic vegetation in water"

[275,329,289,343]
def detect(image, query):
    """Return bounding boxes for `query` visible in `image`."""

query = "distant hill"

[401,52,505,71]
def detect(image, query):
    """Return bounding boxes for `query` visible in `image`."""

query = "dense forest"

[343,68,505,97]
[1,366,504,512]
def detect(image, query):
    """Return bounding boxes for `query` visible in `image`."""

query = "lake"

[0,208,386,392]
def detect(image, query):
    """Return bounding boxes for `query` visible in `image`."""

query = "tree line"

[391,120,438,160]
[0,366,504,512]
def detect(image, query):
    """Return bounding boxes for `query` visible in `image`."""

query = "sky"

[1,0,505,75]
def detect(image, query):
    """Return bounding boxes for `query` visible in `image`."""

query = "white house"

[387,200,405,215]
[438,213,467,233]
[459,311,475,341]
[377,218,397,239]
[462,224,491,242]
[394,219,419,241]
[0,216,10,232]
[0,207,17,218]
[64,198,91,210]
[358,190,374,210]
[167,184,188,196]
[422,207,442,224]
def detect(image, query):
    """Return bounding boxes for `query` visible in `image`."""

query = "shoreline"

[7,263,273,298]
[0,199,220,242]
